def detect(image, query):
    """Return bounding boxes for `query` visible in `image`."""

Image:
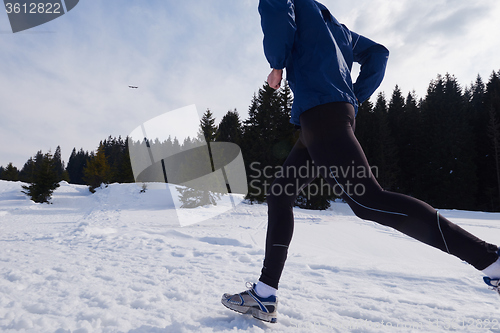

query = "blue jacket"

[258,0,389,125]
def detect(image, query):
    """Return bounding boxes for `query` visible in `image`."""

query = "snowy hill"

[1,180,500,332]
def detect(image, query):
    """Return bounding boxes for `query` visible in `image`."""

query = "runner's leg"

[259,135,317,289]
[299,102,498,270]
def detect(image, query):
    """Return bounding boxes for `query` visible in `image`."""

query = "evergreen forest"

[1,71,500,211]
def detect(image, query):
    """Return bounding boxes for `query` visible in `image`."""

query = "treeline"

[1,70,500,211]
[216,72,500,212]
[356,72,500,211]
[0,137,135,201]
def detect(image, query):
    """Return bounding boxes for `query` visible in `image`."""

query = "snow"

[1,180,500,332]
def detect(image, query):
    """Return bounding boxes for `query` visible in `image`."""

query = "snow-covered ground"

[1,180,500,333]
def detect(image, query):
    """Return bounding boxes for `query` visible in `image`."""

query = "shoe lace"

[490,286,500,296]
[245,281,254,290]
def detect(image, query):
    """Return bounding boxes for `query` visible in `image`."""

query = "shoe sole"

[221,297,278,323]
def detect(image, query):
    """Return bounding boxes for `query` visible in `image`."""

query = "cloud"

[0,1,266,168]
[329,0,500,99]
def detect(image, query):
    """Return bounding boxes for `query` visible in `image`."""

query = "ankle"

[255,281,277,298]
[482,257,500,279]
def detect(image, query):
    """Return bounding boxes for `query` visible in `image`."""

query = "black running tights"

[259,102,499,289]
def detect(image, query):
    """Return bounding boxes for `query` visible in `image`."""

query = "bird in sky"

[128,85,138,89]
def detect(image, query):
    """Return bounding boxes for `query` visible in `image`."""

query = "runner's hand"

[267,69,283,90]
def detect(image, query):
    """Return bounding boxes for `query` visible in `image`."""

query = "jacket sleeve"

[351,31,389,103]
[258,0,297,70]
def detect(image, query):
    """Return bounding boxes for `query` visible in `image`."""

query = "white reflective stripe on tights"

[329,168,408,217]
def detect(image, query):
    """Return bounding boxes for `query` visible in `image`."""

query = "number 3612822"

[5,2,62,14]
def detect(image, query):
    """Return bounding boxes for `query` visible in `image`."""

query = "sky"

[1,0,500,169]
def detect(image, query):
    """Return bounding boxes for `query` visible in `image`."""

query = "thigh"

[299,103,384,203]
[300,102,427,220]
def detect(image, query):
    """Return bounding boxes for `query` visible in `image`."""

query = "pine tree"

[172,137,181,153]
[120,138,135,183]
[467,74,493,210]
[488,107,500,209]
[241,93,261,188]
[177,109,223,208]
[83,144,112,193]
[354,99,374,147]
[399,91,424,196]
[387,86,406,154]
[53,146,68,182]
[419,74,477,209]
[1,163,19,181]
[19,151,43,183]
[199,109,218,143]
[21,151,61,203]
[239,82,333,206]
[484,71,500,210]
[216,109,243,145]
[101,136,135,183]
[356,93,400,191]
[386,86,406,190]
[470,74,486,113]
[197,108,218,174]
[242,83,291,202]
[273,81,296,161]
[66,148,90,185]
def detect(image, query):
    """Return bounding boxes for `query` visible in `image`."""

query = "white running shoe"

[221,282,278,323]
